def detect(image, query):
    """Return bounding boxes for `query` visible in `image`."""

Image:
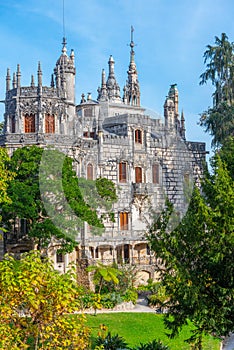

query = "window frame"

[119,212,129,231]
[135,129,142,144]
[24,113,35,133]
[45,114,55,133]
[152,163,160,184]
[119,162,127,183]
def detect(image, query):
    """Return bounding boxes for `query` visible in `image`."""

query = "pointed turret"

[180,110,186,139]
[54,38,76,106]
[12,73,16,89]
[97,69,108,101]
[50,74,55,88]
[16,64,21,88]
[124,26,140,106]
[31,75,35,87]
[164,84,180,131]
[37,62,42,86]
[6,68,11,92]
[106,55,121,102]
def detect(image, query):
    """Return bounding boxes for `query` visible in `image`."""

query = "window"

[24,114,35,133]
[83,131,95,138]
[135,129,142,144]
[56,252,64,263]
[135,167,142,183]
[120,212,129,230]
[119,162,127,183]
[152,164,159,184]
[45,114,55,133]
[87,163,93,180]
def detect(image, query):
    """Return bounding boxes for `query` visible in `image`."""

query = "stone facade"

[0,33,206,282]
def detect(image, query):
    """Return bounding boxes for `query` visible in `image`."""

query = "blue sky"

[0,0,234,157]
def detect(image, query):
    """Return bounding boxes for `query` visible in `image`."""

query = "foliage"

[200,102,234,147]
[121,289,138,304]
[95,331,129,350]
[87,262,122,294]
[147,283,168,308]
[0,148,15,206]
[0,121,4,134]
[218,136,234,179]
[0,250,90,349]
[199,33,234,147]
[87,313,219,350]
[0,148,15,230]
[133,339,170,350]
[2,146,117,252]
[100,264,138,296]
[100,292,123,309]
[148,156,234,349]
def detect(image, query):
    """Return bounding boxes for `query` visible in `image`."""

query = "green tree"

[0,121,4,135]
[2,146,117,253]
[0,148,14,206]
[148,157,234,349]
[0,250,90,349]
[87,262,122,294]
[218,136,234,179]
[0,148,15,231]
[200,33,234,146]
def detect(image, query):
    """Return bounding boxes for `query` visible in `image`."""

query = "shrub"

[95,331,129,350]
[133,339,170,350]
[122,289,138,304]
[100,293,123,309]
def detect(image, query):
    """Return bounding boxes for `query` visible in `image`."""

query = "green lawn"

[86,313,220,349]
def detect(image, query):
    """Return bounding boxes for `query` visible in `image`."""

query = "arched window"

[24,114,35,133]
[87,163,93,180]
[119,162,127,183]
[119,212,129,230]
[135,129,142,144]
[135,167,142,183]
[152,164,159,184]
[45,114,55,133]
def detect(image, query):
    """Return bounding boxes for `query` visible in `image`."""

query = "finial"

[31,75,35,87]
[13,72,16,89]
[181,110,186,139]
[101,69,106,86]
[16,64,21,88]
[6,68,11,92]
[62,37,67,55]
[37,61,42,86]
[51,74,55,88]
[130,25,135,50]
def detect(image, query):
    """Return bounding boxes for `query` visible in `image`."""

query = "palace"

[0,32,206,284]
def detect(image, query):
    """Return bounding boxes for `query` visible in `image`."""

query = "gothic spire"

[37,62,42,86]
[181,110,186,139]
[12,72,16,89]
[124,26,140,106]
[97,69,108,101]
[6,68,11,92]
[16,64,21,88]
[31,74,35,87]
[106,55,121,102]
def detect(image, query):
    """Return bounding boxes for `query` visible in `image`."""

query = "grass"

[86,313,220,350]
